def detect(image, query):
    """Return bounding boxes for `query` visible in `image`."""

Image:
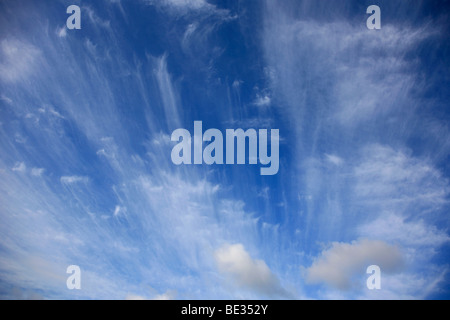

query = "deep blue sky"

[0,0,449,299]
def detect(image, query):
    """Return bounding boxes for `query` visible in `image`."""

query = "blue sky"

[0,0,449,299]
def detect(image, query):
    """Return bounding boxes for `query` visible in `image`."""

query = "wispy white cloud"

[260,10,450,293]
[83,6,111,29]
[299,143,450,298]
[31,168,45,177]
[0,0,264,301]
[57,26,67,38]
[324,154,343,167]
[60,176,89,184]
[1,0,448,301]
[12,162,26,173]
[263,13,434,127]
[0,94,13,104]
[359,268,448,300]
[113,205,127,217]
[0,39,41,83]
[154,54,181,130]
[354,144,449,211]
[158,0,210,10]
[358,214,450,249]
[145,0,226,16]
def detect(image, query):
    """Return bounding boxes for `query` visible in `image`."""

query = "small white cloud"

[12,162,26,173]
[14,134,27,144]
[305,239,403,290]
[211,184,220,194]
[214,243,289,297]
[57,26,67,38]
[257,187,270,199]
[325,154,343,166]
[48,107,64,119]
[232,79,243,88]
[253,95,271,107]
[151,132,171,146]
[113,205,127,217]
[31,168,45,177]
[60,176,89,184]
[96,149,107,157]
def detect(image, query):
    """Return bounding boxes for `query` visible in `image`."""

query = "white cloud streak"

[60,176,89,184]
[0,39,41,83]
[154,54,181,130]
[358,214,450,249]
[145,0,225,16]
[354,145,449,211]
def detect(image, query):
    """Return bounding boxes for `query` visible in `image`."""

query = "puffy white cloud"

[214,244,289,297]
[306,239,403,290]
